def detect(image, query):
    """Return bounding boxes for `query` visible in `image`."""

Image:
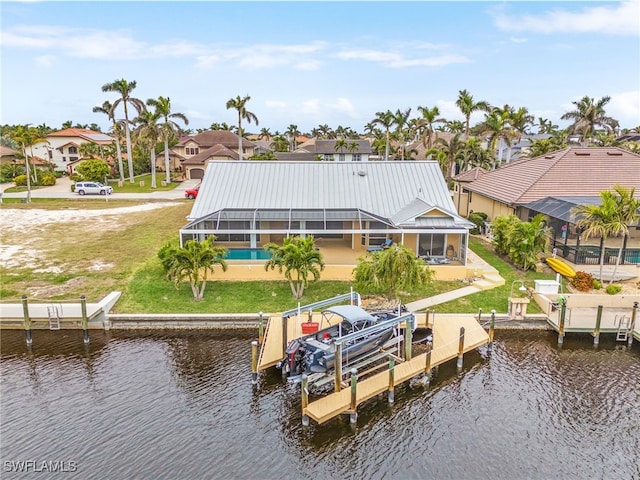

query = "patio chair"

[367,238,393,252]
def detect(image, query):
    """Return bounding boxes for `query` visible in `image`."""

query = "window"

[62,157,67,162]
[323,154,334,162]
[367,221,388,246]
[338,154,345,162]
[352,154,361,162]
[418,233,446,257]
[186,147,199,156]
[68,146,78,154]
[47,150,53,159]
[69,157,78,162]
[214,221,260,242]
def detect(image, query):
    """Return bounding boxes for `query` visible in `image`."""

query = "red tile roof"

[464,147,640,205]
[453,167,488,182]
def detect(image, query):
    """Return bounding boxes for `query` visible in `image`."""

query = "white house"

[31,128,114,173]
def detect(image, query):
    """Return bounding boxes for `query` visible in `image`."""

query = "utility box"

[534,280,560,295]
[508,297,530,319]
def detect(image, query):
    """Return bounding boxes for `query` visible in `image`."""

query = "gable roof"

[187,161,472,229]
[47,128,114,143]
[182,144,239,164]
[464,147,640,205]
[176,130,256,149]
[453,167,488,182]
[314,139,372,155]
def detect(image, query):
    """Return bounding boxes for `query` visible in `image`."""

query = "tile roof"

[182,144,239,165]
[453,167,488,182]
[464,147,640,205]
[176,130,256,149]
[187,161,472,229]
[0,146,17,156]
[47,128,113,143]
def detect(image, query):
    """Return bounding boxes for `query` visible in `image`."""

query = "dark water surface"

[1,329,639,480]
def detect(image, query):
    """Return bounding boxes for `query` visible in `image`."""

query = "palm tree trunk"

[151,149,157,189]
[124,104,135,183]
[385,129,390,161]
[237,114,243,161]
[114,122,125,182]
[609,234,627,285]
[164,137,171,184]
[23,146,32,203]
[598,236,605,282]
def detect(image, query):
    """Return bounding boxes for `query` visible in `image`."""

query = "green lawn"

[107,174,178,193]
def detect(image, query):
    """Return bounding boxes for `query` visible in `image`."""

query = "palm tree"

[508,214,550,271]
[225,95,259,160]
[258,127,272,141]
[481,109,516,168]
[158,237,228,301]
[347,141,360,160]
[133,109,161,189]
[393,108,412,161]
[457,137,494,172]
[456,89,491,139]
[371,110,395,161]
[264,235,325,298]
[428,133,465,182]
[286,124,301,152]
[101,79,145,183]
[146,96,189,184]
[416,105,446,150]
[561,96,619,147]
[270,135,289,152]
[334,138,347,161]
[93,100,125,183]
[536,117,559,135]
[10,125,45,203]
[353,244,433,301]
[445,120,465,134]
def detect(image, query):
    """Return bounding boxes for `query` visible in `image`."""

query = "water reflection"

[1,329,638,480]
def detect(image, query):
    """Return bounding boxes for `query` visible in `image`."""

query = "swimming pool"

[224,248,272,260]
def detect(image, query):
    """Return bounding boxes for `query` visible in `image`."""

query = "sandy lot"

[0,203,177,270]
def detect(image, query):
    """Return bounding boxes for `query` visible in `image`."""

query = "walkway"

[405,248,504,312]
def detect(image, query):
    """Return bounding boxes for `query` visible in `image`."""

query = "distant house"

[180,161,475,278]
[453,147,640,266]
[163,130,257,179]
[452,167,488,217]
[30,128,114,173]
[275,139,373,162]
[0,146,18,165]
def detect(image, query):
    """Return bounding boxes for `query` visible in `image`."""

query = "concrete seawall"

[107,314,262,330]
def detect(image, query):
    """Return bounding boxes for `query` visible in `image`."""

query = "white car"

[75,182,113,195]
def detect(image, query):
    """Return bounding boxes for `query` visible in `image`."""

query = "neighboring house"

[180,161,475,273]
[275,139,373,162]
[164,130,257,179]
[0,146,18,164]
[30,128,114,173]
[452,167,488,217]
[453,146,640,265]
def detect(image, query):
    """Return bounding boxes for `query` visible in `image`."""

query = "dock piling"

[629,302,638,347]
[404,317,413,361]
[558,298,567,346]
[258,311,264,345]
[334,343,343,393]
[251,341,259,385]
[21,295,32,346]
[457,327,465,371]
[423,340,433,387]
[301,374,309,426]
[388,358,395,403]
[349,368,358,424]
[477,308,482,323]
[488,310,496,352]
[80,295,90,344]
[593,305,603,346]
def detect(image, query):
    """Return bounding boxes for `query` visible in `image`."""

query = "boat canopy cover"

[322,305,376,324]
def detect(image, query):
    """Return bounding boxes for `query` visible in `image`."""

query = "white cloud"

[301,99,321,115]
[609,91,640,126]
[493,2,640,36]
[265,100,287,109]
[35,54,55,68]
[510,37,528,44]
[328,98,357,118]
[334,49,470,68]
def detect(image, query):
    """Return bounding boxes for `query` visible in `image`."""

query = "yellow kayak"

[546,257,577,278]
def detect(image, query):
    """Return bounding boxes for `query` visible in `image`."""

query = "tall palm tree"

[536,117,559,135]
[146,96,189,184]
[427,133,465,182]
[334,138,347,161]
[416,105,446,150]
[133,109,161,189]
[456,89,491,139]
[346,141,360,160]
[481,109,516,168]
[457,137,494,172]
[270,135,289,152]
[264,235,325,298]
[93,100,125,182]
[561,95,619,147]
[10,125,45,203]
[371,110,395,161]
[101,79,145,183]
[258,127,272,141]
[393,108,412,161]
[507,106,534,162]
[286,124,300,151]
[225,95,259,161]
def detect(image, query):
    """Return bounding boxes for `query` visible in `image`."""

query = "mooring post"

[488,309,496,352]
[251,340,259,385]
[404,317,413,361]
[21,295,32,346]
[281,315,288,377]
[334,343,343,393]
[457,326,465,371]
[424,340,433,387]
[388,357,395,403]
[80,295,89,344]
[593,305,603,346]
[558,298,567,346]
[258,311,264,345]
[349,368,358,424]
[301,374,309,427]
[629,302,638,347]
[477,307,482,323]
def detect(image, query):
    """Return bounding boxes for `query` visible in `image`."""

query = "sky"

[1,1,639,135]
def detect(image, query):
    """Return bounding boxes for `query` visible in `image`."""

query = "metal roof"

[322,305,375,323]
[188,161,466,227]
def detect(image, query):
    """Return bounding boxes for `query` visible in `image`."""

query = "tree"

[10,125,45,203]
[258,127,272,141]
[270,135,289,152]
[286,124,300,151]
[371,110,395,161]
[480,109,517,168]
[507,214,550,271]
[334,138,347,160]
[158,236,228,301]
[561,96,619,147]
[101,79,145,183]
[416,105,446,150]
[353,244,433,301]
[393,108,412,161]
[76,159,110,182]
[457,137,494,172]
[133,109,162,189]
[573,185,640,284]
[226,95,259,160]
[427,133,465,182]
[93,100,125,182]
[263,235,325,298]
[456,89,491,139]
[147,96,189,184]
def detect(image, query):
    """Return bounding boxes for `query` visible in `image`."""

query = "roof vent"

[606,151,623,156]
[574,152,591,156]
[358,170,366,177]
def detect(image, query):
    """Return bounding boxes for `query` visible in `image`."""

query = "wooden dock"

[257,307,489,425]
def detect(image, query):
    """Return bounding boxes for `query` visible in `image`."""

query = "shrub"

[593,279,602,290]
[605,284,622,295]
[570,271,594,292]
[70,173,83,182]
[40,173,56,186]
[13,174,27,187]
[468,212,487,235]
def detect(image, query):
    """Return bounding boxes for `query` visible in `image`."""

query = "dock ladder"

[616,315,631,342]
[47,305,62,330]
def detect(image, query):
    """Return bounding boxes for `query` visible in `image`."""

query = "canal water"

[1,329,639,480]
